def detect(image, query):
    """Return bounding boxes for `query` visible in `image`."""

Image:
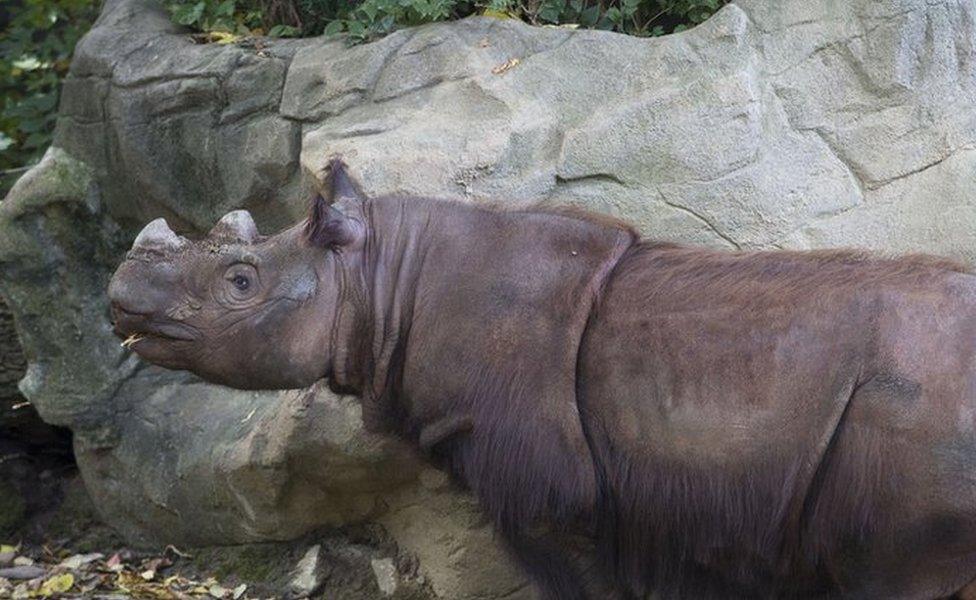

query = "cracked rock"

[2,0,976,599]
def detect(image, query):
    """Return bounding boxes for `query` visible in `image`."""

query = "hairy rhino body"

[108,160,976,600]
[581,246,976,598]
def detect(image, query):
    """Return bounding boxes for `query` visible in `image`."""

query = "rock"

[287,545,324,599]
[2,0,976,598]
[0,480,25,536]
[0,298,26,405]
[0,551,14,568]
[0,279,65,449]
[0,566,44,581]
[371,558,398,597]
[0,147,132,433]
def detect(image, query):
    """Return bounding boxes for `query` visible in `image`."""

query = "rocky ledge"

[2,0,975,597]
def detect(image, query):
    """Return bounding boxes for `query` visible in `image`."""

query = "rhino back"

[577,243,976,598]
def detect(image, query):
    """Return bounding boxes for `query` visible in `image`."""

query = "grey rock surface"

[0,293,65,450]
[0,297,29,429]
[2,0,976,597]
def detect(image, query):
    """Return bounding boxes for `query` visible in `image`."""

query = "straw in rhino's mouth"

[120,333,144,349]
[118,328,193,349]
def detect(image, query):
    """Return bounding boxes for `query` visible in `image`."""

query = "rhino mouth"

[111,306,197,347]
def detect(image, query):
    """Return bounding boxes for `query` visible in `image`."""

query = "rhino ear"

[304,157,366,249]
[304,195,363,249]
[320,157,365,205]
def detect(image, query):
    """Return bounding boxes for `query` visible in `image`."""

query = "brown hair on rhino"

[108,158,976,600]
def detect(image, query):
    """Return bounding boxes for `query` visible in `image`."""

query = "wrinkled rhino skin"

[108,159,976,600]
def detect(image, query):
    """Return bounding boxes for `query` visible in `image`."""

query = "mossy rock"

[0,479,26,536]
[42,477,124,552]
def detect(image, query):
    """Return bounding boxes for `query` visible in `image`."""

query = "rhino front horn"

[133,218,187,253]
[210,210,259,243]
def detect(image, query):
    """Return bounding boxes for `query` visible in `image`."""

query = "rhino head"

[108,160,366,389]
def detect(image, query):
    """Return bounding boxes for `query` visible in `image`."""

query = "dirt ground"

[1,437,433,600]
[1,434,285,599]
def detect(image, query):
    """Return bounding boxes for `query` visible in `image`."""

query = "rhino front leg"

[503,529,635,600]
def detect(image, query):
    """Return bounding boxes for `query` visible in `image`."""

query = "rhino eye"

[222,263,259,302]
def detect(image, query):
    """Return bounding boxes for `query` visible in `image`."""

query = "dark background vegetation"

[0,0,725,180]
[1,0,100,173]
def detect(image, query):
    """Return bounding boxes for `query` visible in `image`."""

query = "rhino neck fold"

[324,196,433,430]
[326,248,371,397]
[348,195,637,533]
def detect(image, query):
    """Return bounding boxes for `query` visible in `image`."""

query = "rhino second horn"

[211,210,259,243]
[133,218,187,252]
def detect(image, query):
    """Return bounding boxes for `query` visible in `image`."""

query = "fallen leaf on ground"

[492,57,521,75]
[482,8,514,18]
[209,31,241,44]
[9,542,251,599]
[164,545,193,559]
[0,565,45,580]
[59,553,103,570]
[37,573,74,597]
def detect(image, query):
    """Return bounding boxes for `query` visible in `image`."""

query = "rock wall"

[2,0,976,597]
[0,298,28,432]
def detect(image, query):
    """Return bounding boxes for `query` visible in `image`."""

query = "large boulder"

[1,297,30,437]
[2,0,975,597]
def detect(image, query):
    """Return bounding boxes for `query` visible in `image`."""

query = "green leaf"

[323,20,345,35]
[360,1,379,22]
[537,0,566,23]
[579,4,599,26]
[268,24,300,37]
[18,118,48,133]
[24,131,52,149]
[346,20,366,36]
[12,56,45,71]
[173,1,206,25]
[215,0,235,17]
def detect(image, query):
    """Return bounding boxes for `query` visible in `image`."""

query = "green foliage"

[1,0,100,171]
[169,0,266,34]
[505,0,725,37]
[165,0,728,44]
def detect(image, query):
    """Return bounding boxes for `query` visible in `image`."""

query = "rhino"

[108,158,976,600]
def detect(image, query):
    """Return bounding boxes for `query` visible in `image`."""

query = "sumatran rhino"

[108,158,976,600]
